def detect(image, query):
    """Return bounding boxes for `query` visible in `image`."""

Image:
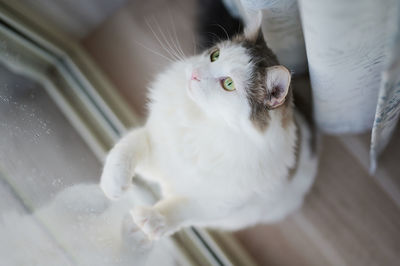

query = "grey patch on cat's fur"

[287,120,301,181]
[235,32,293,131]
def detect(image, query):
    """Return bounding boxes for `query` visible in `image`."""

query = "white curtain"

[229,0,400,171]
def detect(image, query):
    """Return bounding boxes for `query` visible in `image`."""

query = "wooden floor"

[236,130,400,266]
[83,0,400,265]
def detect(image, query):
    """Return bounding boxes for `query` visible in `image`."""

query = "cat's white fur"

[0,184,178,266]
[101,17,318,241]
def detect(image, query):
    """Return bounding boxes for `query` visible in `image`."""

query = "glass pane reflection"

[0,63,181,266]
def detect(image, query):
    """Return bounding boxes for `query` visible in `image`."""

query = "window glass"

[0,62,183,265]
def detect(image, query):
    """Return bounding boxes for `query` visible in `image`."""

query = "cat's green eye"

[210,49,220,62]
[222,77,235,91]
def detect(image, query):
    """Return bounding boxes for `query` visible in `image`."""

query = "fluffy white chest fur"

[101,13,318,241]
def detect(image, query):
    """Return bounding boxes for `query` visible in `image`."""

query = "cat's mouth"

[187,78,196,97]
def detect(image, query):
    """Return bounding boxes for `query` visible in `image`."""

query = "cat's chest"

[171,125,253,169]
[152,125,284,197]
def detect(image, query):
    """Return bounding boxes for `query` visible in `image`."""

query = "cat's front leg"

[100,128,150,199]
[131,197,223,240]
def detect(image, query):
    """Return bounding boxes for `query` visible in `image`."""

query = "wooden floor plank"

[378,125,400,186]
[338,128,400,207]
[300,136,400,266]
[236,220,333,266]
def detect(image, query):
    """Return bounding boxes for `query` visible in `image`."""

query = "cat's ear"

[264,66,291,109]
[244,10,262,41]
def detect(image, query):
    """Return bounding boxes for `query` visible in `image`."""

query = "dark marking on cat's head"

[195,0,244,50]
[235,29,293,131]
[196,6,293,131]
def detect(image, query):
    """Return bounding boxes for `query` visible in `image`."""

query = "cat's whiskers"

[206,32,223,44]
[145,18,181,62]
[167,11,187,59]
[212,23,230,40]
[191,33,197,55]
[134,41,174,63]
[145,19,176,61]
[151,17,184,61]
[154,16,184,60]
[166,28,185,60]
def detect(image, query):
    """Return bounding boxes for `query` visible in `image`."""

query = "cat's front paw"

[131,206,168,241]
[122,214,153,252]
[100,161,132,200]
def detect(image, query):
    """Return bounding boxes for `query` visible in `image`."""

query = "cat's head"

[186,12,292,132]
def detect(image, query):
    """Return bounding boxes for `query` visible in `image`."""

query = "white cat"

[101,12,318,242]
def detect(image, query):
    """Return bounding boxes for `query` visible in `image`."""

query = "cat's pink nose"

[191,70,200,81]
